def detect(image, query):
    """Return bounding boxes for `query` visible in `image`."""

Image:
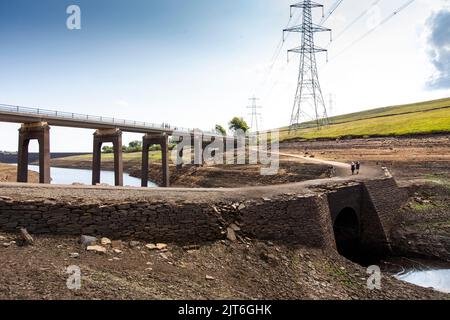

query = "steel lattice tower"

[247,96,262,133]
[284,0,332,130]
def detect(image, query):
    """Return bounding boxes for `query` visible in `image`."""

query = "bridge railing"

[0,103,224,136]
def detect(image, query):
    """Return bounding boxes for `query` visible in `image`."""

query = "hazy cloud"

[426,8,450,89]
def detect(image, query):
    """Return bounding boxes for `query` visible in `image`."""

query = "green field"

[280,97,450,141]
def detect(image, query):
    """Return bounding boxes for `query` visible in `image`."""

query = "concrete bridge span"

[0,104,238,188]
[0,176,407,259]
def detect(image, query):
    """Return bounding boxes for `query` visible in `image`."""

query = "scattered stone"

[81,235,98,246]
[0,236,7,241]
[227,228,237,242]
[69,253,80,259]
[101,237,112,246]
[238,204,246,211]
[113,249,123,254]
[145,244,158,250]
[156,243,168,250]
[86,245,107,254]
[129,241,140,248]
[20,228,34,246]
[0,196,12,201]
[205,275,215,281]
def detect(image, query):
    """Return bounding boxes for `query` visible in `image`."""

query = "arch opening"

[334,207,361,263]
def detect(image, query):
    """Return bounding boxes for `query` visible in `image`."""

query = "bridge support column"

[92,129,123,186]
[142,133,169,188]
[17,122,51,184]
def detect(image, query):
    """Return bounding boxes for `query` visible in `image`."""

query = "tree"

[229,117,249,133]
[123,140,143,153]
[128,140,142,149]
[102,146,113,154]
[215,124,227,136]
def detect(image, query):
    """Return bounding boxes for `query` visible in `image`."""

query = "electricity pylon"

[247,96,262,133]
[284,0,332,130]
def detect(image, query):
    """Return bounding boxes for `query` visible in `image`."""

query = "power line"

[320,0,345,25]
[329,0,417,61]
[327,0,383,46]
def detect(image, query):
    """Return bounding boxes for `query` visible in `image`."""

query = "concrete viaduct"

[0,104,236,188]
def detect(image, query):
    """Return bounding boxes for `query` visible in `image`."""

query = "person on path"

[351,162,356,175]
[356,161,361,175]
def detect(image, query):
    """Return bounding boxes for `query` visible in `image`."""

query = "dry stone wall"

[0,177,404,252]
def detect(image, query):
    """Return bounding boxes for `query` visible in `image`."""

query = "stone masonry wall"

[0,192,335,248]
[0,177,405,251]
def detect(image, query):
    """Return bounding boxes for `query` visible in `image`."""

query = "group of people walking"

[351,161,361,175]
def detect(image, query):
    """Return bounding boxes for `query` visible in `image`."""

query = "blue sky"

[0,0,449,151]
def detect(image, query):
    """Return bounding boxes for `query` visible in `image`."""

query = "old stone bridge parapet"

[0,177,407,258]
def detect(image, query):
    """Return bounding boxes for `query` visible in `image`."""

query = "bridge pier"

[17,122,51,184]
[142,133,169,188]
[92,129,123,186]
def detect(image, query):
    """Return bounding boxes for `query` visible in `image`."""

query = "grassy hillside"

[280,98,450,141]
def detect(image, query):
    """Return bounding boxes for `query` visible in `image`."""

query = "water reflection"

[395,269,450,294]
[28,165,156,187]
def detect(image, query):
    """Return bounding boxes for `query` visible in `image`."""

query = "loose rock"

[227,228,237,242]
[129,241,140,248]
[145,244,158,250]
[20,228,34,246]
[101,237,112,246]
[81,235,98,246]
[156,243,168,250]
[86,245,107,254]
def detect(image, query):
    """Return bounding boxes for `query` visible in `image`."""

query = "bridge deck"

[0,104,218,136]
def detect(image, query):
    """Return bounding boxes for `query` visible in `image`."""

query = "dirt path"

[276,151,384,179]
